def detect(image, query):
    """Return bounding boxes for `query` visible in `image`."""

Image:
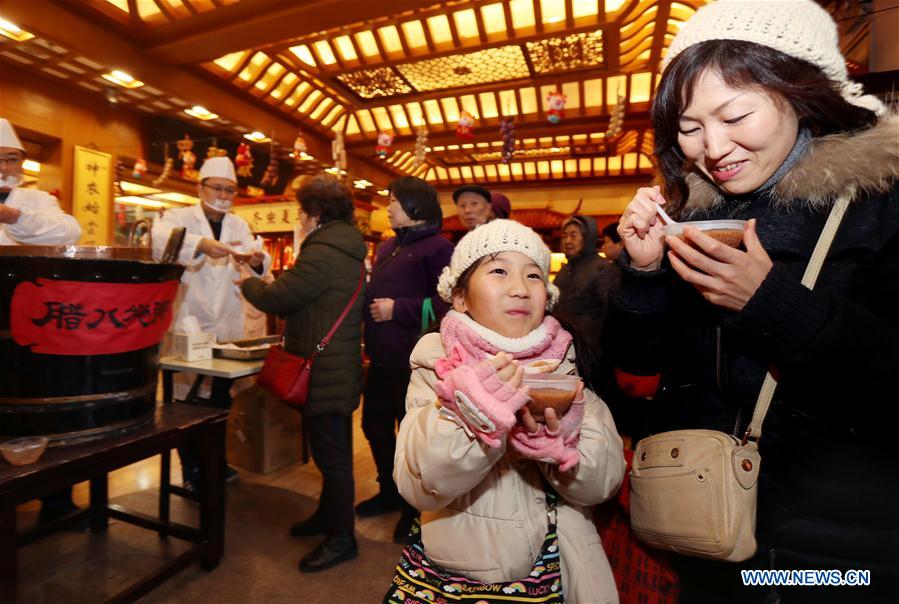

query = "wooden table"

[0,403,229,603]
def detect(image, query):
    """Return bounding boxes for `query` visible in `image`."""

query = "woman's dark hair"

[389,176,443,226]
[297,174,355,225]
[653,40,879,209]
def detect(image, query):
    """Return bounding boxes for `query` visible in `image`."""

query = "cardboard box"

[227,386,304,474]
[172,332,214,361]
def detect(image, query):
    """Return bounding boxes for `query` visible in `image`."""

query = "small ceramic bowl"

[522,374,581,421]
[665,219,747,248]
[0,436,49,466]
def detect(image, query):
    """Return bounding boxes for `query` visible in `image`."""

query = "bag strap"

[421,297,436,334]
[277,264,365,360]
[745,191,852,442]
[309,264,365,361]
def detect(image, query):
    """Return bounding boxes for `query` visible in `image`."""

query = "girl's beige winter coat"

[394,332,626,603]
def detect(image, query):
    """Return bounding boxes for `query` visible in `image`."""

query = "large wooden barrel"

[0,245,183,446]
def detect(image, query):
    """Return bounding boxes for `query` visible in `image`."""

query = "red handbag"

[257,266,364,408]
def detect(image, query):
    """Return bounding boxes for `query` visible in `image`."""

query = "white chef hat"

[199,156,237,183]
[0,118,25,152]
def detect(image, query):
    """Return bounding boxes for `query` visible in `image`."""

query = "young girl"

[393,219,625,603]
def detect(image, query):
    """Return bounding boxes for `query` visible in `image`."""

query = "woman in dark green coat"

[240,174,366,573]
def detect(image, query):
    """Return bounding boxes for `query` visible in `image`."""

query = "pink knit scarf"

[435,310,572,377]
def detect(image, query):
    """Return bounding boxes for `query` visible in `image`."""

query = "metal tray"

[212,335,280,360]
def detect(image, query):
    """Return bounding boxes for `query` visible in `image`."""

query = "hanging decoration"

[546,91,567,124]
[456,111,475,139]
[605,90,626,140]
[375,132,393,159]
[293,131,308,162]
[177,134,198,180]
[235,141,254,178]
[152,144,173,186]
[131,158,147,179]
[260,142,279,187]
[206,138,227,159]
[115,156,125,193]
[332,130,347,175]
[412,126,428,168]
[500,118,516,164]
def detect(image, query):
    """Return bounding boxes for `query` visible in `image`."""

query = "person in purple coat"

[358,176,454,541]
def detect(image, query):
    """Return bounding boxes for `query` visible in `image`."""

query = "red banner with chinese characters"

[10,279,179,356]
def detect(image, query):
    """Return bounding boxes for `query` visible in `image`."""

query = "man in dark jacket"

[553,215,620,396]
[360,177,453,542]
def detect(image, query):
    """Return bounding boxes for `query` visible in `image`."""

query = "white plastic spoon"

[654,202,676,225]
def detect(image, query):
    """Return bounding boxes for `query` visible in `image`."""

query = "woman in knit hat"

[390,219,625,603]
[608,0,898,601]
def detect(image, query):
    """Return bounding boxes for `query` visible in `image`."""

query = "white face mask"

[0,173,22,190]
[204,197,233,212]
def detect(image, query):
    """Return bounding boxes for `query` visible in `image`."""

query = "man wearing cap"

[451,184,492,231]
[0,118,81,246]
[152,155,271,489]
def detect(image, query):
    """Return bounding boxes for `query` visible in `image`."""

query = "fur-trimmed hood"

[682,113,899,215]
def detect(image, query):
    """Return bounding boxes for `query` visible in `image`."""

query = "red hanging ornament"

[546,91,566,124]
[375,132,393,159]
[456,111,475,139]
[131,158,147,179]
[235,142,254,178]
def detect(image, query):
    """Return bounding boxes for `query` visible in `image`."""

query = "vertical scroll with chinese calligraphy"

[73,146,113,245]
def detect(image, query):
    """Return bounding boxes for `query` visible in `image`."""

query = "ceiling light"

[378,189,389,196]
[353,179,372,189]
[299,152,314,161]
[324,167,339,174]
[184,105,218,120]
[152,192,199,205]
[0,18,34,42]
[22,159,40,173]
[102,70,144,89]
[119,181,163,195]
[550,147,561,152]
[115,196,168,208]
[545,16,563,24]
[243,131,270,143]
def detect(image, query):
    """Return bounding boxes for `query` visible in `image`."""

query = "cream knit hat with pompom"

[663,0,885,115]
[437,219,560,310]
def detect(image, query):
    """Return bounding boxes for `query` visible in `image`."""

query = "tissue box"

[227,386,304,474]
[172,332,214,361]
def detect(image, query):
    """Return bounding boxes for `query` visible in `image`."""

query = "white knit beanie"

[437,219,560,310]
[663,0,885,115]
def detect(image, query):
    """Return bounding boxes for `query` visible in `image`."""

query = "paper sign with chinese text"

[73,146,112,245]
[10,279,179,355]
[233,202,300,233]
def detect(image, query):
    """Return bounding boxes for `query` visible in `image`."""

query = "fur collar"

[682,113,899,215]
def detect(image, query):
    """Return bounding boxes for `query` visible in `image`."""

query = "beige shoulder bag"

[628,194,851,562]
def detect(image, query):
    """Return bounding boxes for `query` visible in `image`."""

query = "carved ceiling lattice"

[337,68,412,99]
[396,45,530,92]
[526,31,604,75]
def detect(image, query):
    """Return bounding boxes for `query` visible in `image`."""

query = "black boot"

[289,511,326,538]
[355,492,402,518]
[298,534,358,572]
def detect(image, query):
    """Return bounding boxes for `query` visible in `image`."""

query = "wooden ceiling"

[1,0,877,194]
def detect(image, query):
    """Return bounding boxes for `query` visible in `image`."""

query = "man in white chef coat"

[0,117,81,246]
[1,117,84,526]
[152,155,271,489]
